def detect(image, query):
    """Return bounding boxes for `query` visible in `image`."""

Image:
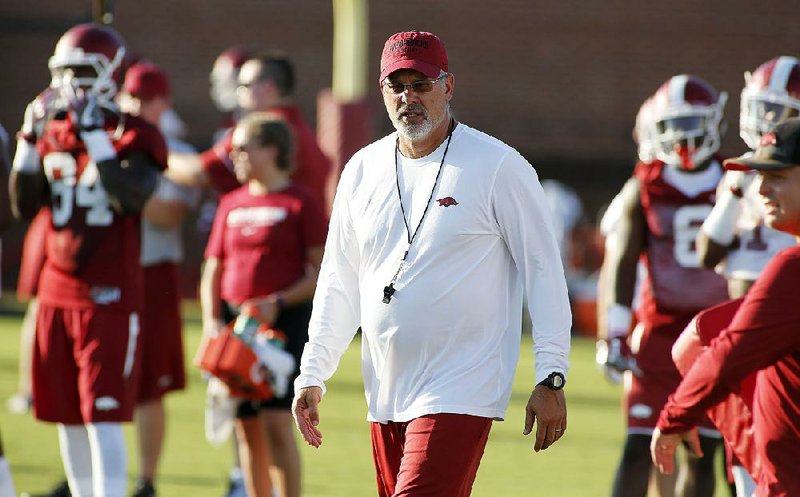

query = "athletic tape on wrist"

[701,190,740,246]
[607,304,632,339]
[11,139,40,173]
[81,129,117,163]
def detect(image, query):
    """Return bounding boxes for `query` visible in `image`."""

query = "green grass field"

[0,303,727,497]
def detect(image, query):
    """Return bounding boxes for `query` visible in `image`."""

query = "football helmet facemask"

[740,56,800,150]
[647,74,726,171]
[48,23,127,107]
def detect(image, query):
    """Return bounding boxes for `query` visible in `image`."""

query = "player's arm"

[142,174,197,228]
[697,170,747,269]
[597,177,645,336]
[9,139,48,221]
[199,256,224,337]
[163,151,209,188]
[9,91,63,220]
[92,149,159,215]
[595,178,645,380]
[69,93,159,214]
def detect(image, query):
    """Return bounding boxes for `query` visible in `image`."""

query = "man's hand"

[69,90,105,132]
[650,427,703,474]
[241,295,281,326]
[596,337,642,383]
[523,384,567,452]
[202,318,225,339]
[292,386,323,448]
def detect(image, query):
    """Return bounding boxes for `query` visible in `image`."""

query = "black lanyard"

[383,120,456,304]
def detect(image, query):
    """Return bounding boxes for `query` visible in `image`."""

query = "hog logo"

[436,196,459,207]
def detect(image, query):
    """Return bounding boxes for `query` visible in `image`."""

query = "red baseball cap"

[123,62,170,101]
[379,31,448,82]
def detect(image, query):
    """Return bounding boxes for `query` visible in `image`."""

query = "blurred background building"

[1,0,798,297]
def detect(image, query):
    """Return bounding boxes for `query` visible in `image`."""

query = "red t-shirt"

[35,112,168,311]
[200,105,332,207]
[205,183,327,304]
[658,245,800,497]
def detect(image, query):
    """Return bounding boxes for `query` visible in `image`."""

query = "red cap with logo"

[123,62,170,101]
[379,31,448,82]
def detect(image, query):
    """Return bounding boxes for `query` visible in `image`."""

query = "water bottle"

[232,309,260,347]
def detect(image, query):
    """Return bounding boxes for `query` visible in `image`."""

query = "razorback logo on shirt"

[436,196,459,207]
[227,206,287,227]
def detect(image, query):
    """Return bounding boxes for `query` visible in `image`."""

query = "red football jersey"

[200,105,332,207]
[35,112,167,311]
[205,183,327,304]
[631,160,730,379]
[635,160,729,315]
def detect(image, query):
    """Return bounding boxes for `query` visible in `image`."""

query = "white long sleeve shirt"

[295,123,571,423]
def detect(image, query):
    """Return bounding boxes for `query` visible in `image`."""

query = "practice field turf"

[0,303,729,496]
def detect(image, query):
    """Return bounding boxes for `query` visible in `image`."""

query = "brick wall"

[1,0,798,287]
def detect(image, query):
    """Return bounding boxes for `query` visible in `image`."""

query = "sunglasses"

[381,73,447,95]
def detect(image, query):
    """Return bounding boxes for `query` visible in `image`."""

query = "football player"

[209,46,253,139]
[697,56,799,299]
[597,75,730,497]
[10,23,167,497]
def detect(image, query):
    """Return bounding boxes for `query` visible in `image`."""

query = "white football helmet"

[48,23,127,106]
[209,46,253,113]
[740,56,800,150]
[647,74,727,170]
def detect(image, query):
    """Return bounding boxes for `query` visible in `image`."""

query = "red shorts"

[626,316,717,432]
[370,414,492,497]
[32,304,141,424]
[138,262,186,402]
[16,208,50,300]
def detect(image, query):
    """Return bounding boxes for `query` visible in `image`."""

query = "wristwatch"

[538,372,566,391]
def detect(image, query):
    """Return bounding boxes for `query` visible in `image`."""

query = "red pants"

[370,413,492,497]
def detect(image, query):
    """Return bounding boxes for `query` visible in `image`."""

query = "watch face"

[551,373,564,389]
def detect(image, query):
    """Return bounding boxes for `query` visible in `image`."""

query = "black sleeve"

[95,151,160,215]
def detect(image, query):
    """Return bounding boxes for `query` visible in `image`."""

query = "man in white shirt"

[291,30,571,496]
